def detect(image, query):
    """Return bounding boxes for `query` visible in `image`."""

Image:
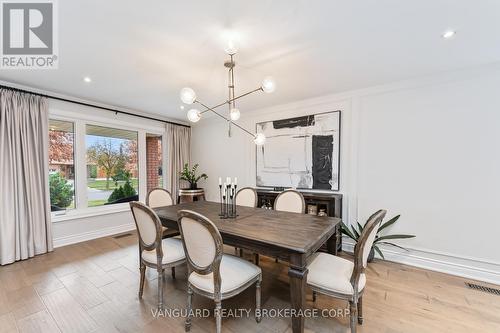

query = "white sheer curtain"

[166,123,191,201]
[0,89,53,265]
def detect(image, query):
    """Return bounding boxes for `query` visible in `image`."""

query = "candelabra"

[218,177,238,219]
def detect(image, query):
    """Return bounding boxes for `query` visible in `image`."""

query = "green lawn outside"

[87,178,139,190]
[88,199,108,207]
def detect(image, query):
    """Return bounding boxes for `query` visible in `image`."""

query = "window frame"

[85,123,140,208]
[49,111,168,222]
[48,116,77,214]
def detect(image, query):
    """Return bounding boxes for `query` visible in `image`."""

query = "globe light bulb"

[230,108,241,121]
[180,87,196,104]
[224,40,238,55]
[261,76,276,93]
[187,109,201,123]
[254,133,266,145]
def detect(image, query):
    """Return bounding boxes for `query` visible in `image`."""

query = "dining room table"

[154,200,341,333]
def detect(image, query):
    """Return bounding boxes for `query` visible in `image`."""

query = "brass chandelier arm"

[194,100,256,138]
[198,87,264,115]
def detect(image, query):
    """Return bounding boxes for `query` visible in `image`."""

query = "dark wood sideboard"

[255,189,343,253]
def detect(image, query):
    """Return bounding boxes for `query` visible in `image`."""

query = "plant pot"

[189,183,198,190]
[367,247,375,263]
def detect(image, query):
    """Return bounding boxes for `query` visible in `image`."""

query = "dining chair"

[129,201,186,309]
[272,190,306,263]
[146,188,181,239]
[234,187,258,260]
[273,189,306,214]
[177,210,262,333]
[235,187,258,207]
[307,209,387,333]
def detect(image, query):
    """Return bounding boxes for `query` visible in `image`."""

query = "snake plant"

[341,214,415,260]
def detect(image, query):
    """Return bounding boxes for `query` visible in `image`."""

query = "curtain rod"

[0,84,190,128]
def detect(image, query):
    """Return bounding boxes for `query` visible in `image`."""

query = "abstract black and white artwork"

[256,111,340,191]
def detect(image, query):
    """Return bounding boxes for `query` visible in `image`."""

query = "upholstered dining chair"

[177,210,262,333]
[273,189,306,214]
[146,188,181,239]
[234,187,258,260]
[271,190,306,263]
[235,187,258,207]
[307,209,387,333]
[129,201,186,309]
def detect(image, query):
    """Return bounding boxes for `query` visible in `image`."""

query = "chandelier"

[180,43,275,145]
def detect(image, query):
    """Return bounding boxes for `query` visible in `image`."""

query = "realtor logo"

[1,0,58,69]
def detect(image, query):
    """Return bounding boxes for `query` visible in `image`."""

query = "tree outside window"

[48,120,75,211]
[86,125,138,207]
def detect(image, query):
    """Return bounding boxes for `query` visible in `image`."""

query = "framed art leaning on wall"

[256,110,341,191]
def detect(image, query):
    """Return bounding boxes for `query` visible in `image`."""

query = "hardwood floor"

[0,232,499,333]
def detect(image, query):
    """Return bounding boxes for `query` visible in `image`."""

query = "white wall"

[192,64,500,284]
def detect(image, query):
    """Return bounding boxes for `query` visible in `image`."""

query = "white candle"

[227,177,231,184]
[234,177,237,185]
[219,177,222,186]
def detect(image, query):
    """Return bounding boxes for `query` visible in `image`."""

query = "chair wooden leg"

[138,264,146,298]
[349,300,358,333]
[255,279,262,323]
[171,266,176,279]
[357,296,363,325]
[157,268,164,310]
[185,285,193,332]
[215,300,222,333]
[312,291,317,302]
[254,254,260,266]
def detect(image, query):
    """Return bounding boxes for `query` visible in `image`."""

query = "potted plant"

[341,214,415,262]
[179,163,208,190]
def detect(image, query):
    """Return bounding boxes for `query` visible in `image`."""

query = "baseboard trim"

[53,223,135,248]
[342,238,500,285]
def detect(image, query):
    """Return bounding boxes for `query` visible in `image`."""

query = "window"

[86,125,138,207]
[146,134,163,192]
[49,120,75,211]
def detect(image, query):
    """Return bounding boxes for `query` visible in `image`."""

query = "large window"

[48,115,168,219]
[86,125,138,207]
[49,120,75,211]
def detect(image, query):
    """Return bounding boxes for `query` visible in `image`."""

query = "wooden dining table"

[154,201,341,333]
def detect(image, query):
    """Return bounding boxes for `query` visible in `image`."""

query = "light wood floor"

[1,232,499,333]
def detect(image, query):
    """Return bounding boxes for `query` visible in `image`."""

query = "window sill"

[51,204,131,223]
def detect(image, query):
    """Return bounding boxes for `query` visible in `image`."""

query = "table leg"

[288,266,307,333]
[327,230,338,255]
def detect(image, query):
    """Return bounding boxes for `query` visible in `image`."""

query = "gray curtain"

[0,89,53,265]
[166,123,191,200]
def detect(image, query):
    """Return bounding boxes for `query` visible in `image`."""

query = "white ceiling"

[1,0,500,120]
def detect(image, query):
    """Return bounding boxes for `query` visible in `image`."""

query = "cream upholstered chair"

[235,187,258,207]
[129,202,186,309]
[177,210,262,333]
[273,189,306,213]
[307,210,387,333]
[272,190,306,263]
[234,187,258,259]
[146,188,180,239]
[147,188,174,207]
